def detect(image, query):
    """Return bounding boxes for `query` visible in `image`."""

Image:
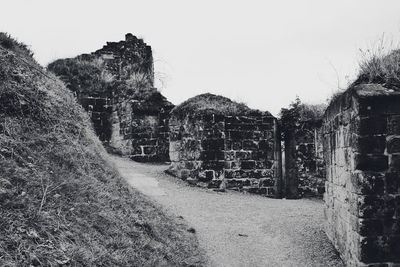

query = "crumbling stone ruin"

[168,94,282,197]
[280,101,326,198]
[283,119,325,198]
[47,32,400,265]
[48,34,174,161]
[323,83,400,266]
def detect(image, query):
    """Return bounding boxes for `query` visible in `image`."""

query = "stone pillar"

[323,84,400,266]
[284,131,299,199]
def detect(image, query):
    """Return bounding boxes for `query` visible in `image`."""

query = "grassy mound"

[0,34,205,266]
[171,93,268,119]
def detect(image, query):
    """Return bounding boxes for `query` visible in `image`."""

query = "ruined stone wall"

[89,33,154,87]
[168,114,282,197]
[79,96,112,142]
[323,84,400,266]
[109,96,172,161]
[296,121,325,197]
[49,34,173,162]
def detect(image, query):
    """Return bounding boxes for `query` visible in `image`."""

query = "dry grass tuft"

[353,38,400,90]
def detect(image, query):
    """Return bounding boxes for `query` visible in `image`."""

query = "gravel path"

[111,156,343,267]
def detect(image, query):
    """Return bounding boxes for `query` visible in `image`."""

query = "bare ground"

[111,156,344,267]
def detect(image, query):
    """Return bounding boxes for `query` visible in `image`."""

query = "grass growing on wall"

[0,33,205,267]
[171,93,268,119]
[351,37,400,90]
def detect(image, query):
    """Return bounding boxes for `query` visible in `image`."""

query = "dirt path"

[111,156,343,267]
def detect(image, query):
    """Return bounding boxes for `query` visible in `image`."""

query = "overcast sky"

[1,0,400,115]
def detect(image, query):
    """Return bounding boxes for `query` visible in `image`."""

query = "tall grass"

[354,36,400,89]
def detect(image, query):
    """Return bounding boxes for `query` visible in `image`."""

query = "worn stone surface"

[168,113,282,198]
[323,84,400,266]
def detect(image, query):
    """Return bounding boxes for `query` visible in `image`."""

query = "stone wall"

[296,120,325,197]
[49,34,173,162]
[109,92,173,161]
[323,84,400,266]
[168,113,282,198]
[79,96,112,142]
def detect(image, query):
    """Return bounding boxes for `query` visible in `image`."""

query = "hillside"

[0,33,205,266]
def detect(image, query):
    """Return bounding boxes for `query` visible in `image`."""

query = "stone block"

[357,195,396,219]
[259,178,275,187]
[235,151,252,160]
[389,155,400,172]
[354,154,388,172]
[242,140,258,150]
[387,136,400,154]
[359,116,387,136]
[143,146,156,155]
[224,151,235,161]
[359,236,390,263]
[349,171,385,195]
[202,138,224,150]
[241,160,255,170]
[200,150,224,161]
[202,160,225,170]
[225,169,240,179]
[356,136,386,154]
[385,172,400,194]
[388,115,400,135]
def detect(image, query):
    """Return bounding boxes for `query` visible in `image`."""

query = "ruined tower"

[48,34,174,161]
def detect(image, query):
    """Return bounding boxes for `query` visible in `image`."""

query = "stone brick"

[357,136,387,154]
[357,195,396,219]
[242,140,258,150]
[355,154,388,172]
[359,117,388,136]
[359,236,390,263]
[202,160,225,170]
[235,151,252,160]
[350,171,385,195]
[224,151,235,161]
[388,115,400,135]
[225,169,240,179]
[202,138,224,150]
[385,172,400,194]
[387,136,400,154]
[241,160,255,170]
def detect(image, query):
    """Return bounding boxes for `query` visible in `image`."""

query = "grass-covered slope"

[0,34,205,266]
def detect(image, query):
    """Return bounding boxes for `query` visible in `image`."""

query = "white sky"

[1,0,400,115]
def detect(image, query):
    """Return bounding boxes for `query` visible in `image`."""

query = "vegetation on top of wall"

[280,97,326,140]
[47,58,113,97]
[353,48,400,90]
[0,37,205,266]
[171,93,269,119]
[47,57,170,112]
